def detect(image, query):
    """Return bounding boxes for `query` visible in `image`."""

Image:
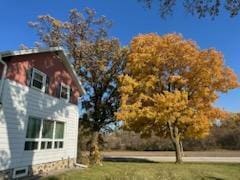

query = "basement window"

[13,167,28,178]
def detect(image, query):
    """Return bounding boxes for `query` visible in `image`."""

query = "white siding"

[0,80,79,171]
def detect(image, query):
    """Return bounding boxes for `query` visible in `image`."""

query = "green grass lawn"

[43,162,240,180]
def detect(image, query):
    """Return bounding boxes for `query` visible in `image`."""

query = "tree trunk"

[77,128,82,163]
[180,140,184,157]
[173,136,183,164]
[76,126,90,165]
[167,121,183,164]
[89,131,102,165]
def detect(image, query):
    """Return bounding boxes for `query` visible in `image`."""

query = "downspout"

[0,54,7,104]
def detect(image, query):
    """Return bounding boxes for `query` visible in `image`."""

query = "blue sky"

[0,0,239,112]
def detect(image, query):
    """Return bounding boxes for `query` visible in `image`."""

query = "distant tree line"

[102,114,240,151]
[78,113,240,152]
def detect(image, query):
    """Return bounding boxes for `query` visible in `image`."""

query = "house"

[0,47,85,179]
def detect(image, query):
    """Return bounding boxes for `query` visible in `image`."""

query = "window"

[26,117,41,138]
[31,68,46,92]
[13,167,28,178]
[55,122,64,139]
[60,83,70,102]
[54,141,63,149]
[25,117,65,151]
[41,120,54,150]
[54,122,64,149]
[42,120,54,139]
[24,141,38,151]
[24,117,41,150]
[41,141,52,150]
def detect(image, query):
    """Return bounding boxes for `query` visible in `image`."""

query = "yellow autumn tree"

[116,33,239,163]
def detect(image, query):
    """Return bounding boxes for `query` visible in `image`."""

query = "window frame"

[30,68,47,92]
[24,116,65,151]
[60,83,70,102]
[13,167,28,178]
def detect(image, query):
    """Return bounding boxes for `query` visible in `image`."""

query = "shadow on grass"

[21,174,42,180]
[103,157,157,163]
[204,176,224,180]
[41,177,58,180]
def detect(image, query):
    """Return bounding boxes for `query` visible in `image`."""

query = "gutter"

[0,54,7,104]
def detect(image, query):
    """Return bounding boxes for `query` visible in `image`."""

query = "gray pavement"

[104,155,240,163]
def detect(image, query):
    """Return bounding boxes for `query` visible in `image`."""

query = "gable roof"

[0,47,85,95]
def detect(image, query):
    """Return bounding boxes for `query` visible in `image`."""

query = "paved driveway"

[104,155,240,163]
[103,151,240,163]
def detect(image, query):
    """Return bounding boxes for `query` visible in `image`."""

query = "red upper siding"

[4,52,80,105]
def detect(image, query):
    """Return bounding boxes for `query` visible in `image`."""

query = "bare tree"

[29,8,128,165]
